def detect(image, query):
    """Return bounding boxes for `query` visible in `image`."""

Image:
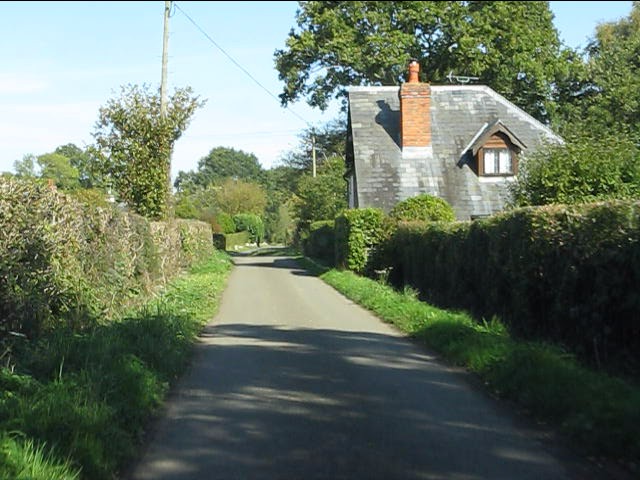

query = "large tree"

[276,1,569,123]
[174,146,263,192]
[567,3,640,138]
[92,84,205,219]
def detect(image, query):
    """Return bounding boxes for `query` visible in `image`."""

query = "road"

[129,254,589,480]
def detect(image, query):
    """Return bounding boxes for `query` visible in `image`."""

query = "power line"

[173,2,313,129]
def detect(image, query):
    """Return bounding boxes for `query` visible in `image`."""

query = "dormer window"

[459,120,526,178]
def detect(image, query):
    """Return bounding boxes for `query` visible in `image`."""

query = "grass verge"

[297,256,640,472]
[0,250,233,480]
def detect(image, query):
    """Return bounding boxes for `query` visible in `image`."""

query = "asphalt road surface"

[129,254,597,480]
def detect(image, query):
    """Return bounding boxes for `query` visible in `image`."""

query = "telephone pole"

[160,1,171,118]
[311,134,317,178]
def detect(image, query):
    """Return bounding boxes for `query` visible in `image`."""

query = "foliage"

[174,146,263,192]
[384,201,640,374]
[13,154,37,178]
[0,252,232,479]
[279,119,347,171]
[0,176,213,343]
[303,220,335,264]
[233,213,265,244]
[92,84,205,219]
[214,178,267,216]
[334,208,384,273]
[294,156,348,228]
[212,231,251,250]
[215,212,236,234]
[309,263,640,466]
[565,3,640,138]
[54,144,105,190]
[275,1,569,122]
[510,133,640,206]
[0,434,81,480]
[36,152,81,191]
[388,194,456,222]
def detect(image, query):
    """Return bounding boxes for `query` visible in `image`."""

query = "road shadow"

[130,322,591,480]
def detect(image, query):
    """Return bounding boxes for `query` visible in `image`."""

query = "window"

[482,148,512,175]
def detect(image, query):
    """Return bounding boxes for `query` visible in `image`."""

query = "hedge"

[386,200,640,372]
[212,231,251,250]
[303,220,335,265]
[335,208,384,274]
[0,177,214,341]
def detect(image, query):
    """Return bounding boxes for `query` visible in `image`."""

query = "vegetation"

[388,194,456,222]
[298,259,640,469]
[334,208,384,274]
[275,1,572,123]
[92,84,205,219]
[0,251,232,480]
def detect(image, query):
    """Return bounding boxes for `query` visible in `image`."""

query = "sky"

[0,1,634,180]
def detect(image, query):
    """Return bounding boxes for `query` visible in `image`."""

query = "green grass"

[0,250,233,480]
[297,257,640,470]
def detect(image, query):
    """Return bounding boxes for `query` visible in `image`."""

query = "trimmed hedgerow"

[212,231,251,250]
[335,208,384,274]
[233,213,264,244]
[388,194,456,223]
[386,200,640,373]
[303,220,335,265]
[0,177,213,342]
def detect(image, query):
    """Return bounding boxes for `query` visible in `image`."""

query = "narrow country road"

[129,254,588,480]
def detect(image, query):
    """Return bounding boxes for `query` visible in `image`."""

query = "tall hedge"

[304,220,335,265]
[0,178,214,341]
[387,201,640,371]
[335,208,384,274]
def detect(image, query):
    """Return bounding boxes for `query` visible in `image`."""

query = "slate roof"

[347,85,561,219]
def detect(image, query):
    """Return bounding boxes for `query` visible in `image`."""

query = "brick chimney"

[399,60,431,148]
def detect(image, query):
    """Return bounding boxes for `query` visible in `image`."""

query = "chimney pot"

[408,60,420,83]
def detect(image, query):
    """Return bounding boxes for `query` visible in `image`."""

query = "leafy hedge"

[303,220,335,264]
[212,231,251,250]
[233,213,264,244]
[386,200,640,372]
[388,194,456,222]
[0,177,214,342]
[335,208,384,274]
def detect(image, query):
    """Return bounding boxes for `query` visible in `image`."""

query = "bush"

[303,220,335,264]
[212,231,250,250]
[0,177,213,342]
[215,212,236,234]
[233,213,264,244]
[335,208,384,274]
[388,194,456,223]
[385,200,640,373]
[510,133,640,207]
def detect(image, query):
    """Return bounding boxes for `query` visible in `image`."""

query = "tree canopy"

[92,84,205,219]
[276,1,569,122]
[174,146,263,192]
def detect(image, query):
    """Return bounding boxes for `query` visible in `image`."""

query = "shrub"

[335,208,384,274]
[233,213,264,244]
[212,231,250,250]
[388,194,456,223]
[385,200,640,373]
[304,220,335,264]
[215,212,236,234]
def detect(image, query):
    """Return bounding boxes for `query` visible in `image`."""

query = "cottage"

[345,61,562,219]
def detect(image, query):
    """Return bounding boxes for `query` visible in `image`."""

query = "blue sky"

[0,1,633,179]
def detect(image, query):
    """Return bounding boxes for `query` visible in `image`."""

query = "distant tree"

[280,118,347,171]
[174,147,263,192]
[37,152,80,190]
[13,154,37,178]
[214,178,267,216]
[276,1,569,122]
[54,143,104,189]
[92,84,205,219]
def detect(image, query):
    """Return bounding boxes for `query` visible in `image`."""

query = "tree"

[214,178,267,216]
[174,146,263,192]
[276,1,569,123]
[37,152,80,191]
[509,132,640,207]
[92,84,205,219]
[280,118,347,171]
[54,143,104,189]
[566,3,640,139]
[294,156,348,226]
[13,154,37,178]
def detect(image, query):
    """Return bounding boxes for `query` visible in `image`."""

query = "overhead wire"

[172,2,313,129]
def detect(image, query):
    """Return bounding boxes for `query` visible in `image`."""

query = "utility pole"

[160,0,171,118]
[311,134,317,178]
